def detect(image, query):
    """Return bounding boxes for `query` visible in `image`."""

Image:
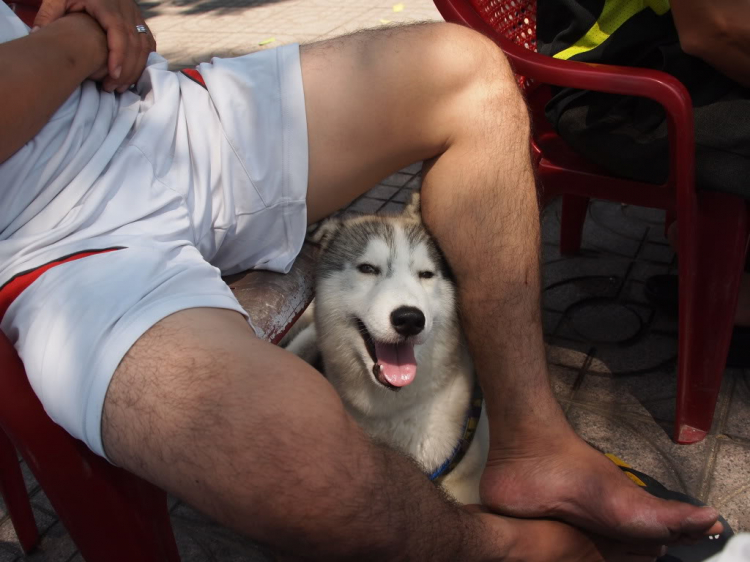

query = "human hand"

[466,506,666,562]
[33,0,156,93]
[671,0,750,88]
[501,516,666,562]
[63,12,109,81]
[478,430,722,544]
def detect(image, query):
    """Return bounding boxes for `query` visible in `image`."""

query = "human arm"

[0,13,107,164]
[670,0,750,88]
[33,0,155,94]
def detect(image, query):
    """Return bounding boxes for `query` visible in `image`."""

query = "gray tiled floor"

[541,198,750,532]
[140,0,444,70]
[2,0,749,559]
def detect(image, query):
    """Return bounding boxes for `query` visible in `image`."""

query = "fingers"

[707,520,724,537]
[109,15,153,93]
[89,1,154,92]
[95,6,129,91]
[34,0,157,92]
[125,19,154,92]
[33,0,67,28]
[665,505,723,544]
[676,522,723,547]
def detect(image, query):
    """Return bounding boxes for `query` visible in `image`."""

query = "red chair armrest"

[512,54,695,212]
[434,0,695,215]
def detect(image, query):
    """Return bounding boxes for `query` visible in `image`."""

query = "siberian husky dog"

[285,195,488,504]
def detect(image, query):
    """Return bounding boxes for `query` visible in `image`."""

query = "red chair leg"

[28,443,182,562]
[0,334,180,562]
[674,193,750,444]
[0,428,38,553]
[560,194,589,255]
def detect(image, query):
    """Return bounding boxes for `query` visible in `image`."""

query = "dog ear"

[308,218,341,250]
[403,191,421,220]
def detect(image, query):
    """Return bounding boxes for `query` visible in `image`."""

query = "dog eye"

[357,263,380,275]
[419,271,435,279]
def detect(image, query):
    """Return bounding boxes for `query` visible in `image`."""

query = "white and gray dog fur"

[285,194,488,504]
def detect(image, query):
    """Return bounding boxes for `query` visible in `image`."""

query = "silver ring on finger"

[135,24,148,33]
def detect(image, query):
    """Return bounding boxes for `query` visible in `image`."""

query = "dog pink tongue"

[375,342,417,387]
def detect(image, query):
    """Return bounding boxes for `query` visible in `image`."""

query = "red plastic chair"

[433,0,750,444]
[0,243,317,558]
[0,3,180,558]
[0,333,181,560]
[1,1,320,556]
[1,3,180,557]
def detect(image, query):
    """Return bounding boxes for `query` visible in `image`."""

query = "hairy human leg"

[299,22,720,542]
[101,308,467,561]
[100,307,652,562]
[412,33,721,543]
[302,23,482,223]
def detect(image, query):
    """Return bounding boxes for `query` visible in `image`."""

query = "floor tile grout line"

[0,516,65,559]
[565,398,678,425]
[698,438,722,502]
[721,434,750,447]
[716,373,737,437]
[613,259,636,301]
[697,374,737,499]
[711,481,750,510]
[30,501,59,519]
[0,539,19,557]
[354,173,417,214]
[563,348,596,412]
[566,402,696,494]
[565,398,675,427]
[375,182,416,213]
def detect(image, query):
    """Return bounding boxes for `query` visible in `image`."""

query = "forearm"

[308,441,506,561]
[0,13,107,164]
[248,415,509,561]
[670,0,750,88]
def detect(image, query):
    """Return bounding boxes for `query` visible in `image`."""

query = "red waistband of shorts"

[0,248,123,322]
[181,68,207,89]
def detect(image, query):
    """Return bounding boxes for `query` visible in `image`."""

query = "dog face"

[313,200,456,394]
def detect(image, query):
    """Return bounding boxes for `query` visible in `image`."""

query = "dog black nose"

[391,306,425,336]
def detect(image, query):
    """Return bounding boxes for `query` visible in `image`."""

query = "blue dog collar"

[429,382,483,482]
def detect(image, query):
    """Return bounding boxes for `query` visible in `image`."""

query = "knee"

[418,23,529,129]
[428,25,523,97]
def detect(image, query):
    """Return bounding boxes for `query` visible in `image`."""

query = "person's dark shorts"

[553,83,750,199]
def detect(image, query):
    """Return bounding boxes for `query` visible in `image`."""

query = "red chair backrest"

[469,0,537,51]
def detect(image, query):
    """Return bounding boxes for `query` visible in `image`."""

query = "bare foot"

[480,428,723,543]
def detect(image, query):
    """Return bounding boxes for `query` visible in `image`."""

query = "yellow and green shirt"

[537,0,734,127]
[538,0,672,64]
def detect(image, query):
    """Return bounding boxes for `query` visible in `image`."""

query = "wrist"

[45,13,108,77]
[454,511,514,562]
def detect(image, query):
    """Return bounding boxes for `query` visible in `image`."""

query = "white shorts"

[0,44,309,460]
